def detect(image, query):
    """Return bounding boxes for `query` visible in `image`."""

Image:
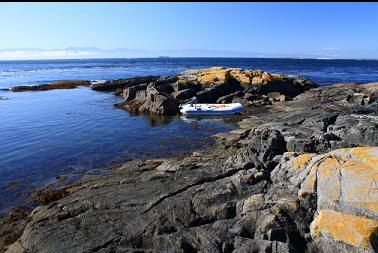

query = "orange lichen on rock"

[197,67,231,84]
[178,67,285,86]
[251,77,264,85]
[292,153,316,170]
[262,72,273,82]
[271,73,286,79]
[230,69,252,83]
[251,70,263,77]
[281,147,378,223]
[310,209,378,248]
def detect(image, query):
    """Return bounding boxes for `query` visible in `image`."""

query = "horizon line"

[1,56,378,62]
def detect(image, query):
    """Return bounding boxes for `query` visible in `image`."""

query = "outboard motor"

[180,96,198,109]
[189,96,198,107]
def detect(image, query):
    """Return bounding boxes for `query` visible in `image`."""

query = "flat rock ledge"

[2,80,378,252]
[11,80,91,92]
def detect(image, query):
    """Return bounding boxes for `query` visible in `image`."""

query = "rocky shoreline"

[2,67,378,252]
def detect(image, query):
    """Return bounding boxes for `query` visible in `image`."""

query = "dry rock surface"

[2,71,378,253]
[116,67,316,115]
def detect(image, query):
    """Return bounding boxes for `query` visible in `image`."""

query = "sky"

[0,2,378,60]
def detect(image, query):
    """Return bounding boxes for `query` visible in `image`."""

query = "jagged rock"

[117,67,317,115]
[172,88,196,100]
[120,84,178,115]
[235,128,287,170]
[91,76,160,91]
[171,79,199,92]
[123,83,148,101]
[155,83,174,94]
[196,82,243,103]
[231,236,297,253]
[217,91,244,103]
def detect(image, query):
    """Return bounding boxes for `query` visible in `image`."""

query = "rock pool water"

[0,87,236,214]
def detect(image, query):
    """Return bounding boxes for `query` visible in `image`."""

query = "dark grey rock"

[4,82,378,253]
[172,88,196,100]
[91,76,160,91]
[123,83,148,101]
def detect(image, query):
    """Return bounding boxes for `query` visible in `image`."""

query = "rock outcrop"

[90,76,160,93]
[11,80,91,92]
[116,67,317,115]
[2,80,378,252]
[272,147,378,252]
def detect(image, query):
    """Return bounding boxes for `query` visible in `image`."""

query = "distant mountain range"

[0,47,377,60]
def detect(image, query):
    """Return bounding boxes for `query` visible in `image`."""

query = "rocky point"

[2,68,378,253]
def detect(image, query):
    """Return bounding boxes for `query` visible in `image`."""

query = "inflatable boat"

[179,103,244,115]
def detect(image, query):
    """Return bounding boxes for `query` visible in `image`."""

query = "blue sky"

[0,2,378,59]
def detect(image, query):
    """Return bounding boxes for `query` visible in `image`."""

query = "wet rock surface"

[11,80,91,92]
[2,79,378,252]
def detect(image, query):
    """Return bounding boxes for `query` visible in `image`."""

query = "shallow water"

[1,57,378,214]
[0,87,236,213]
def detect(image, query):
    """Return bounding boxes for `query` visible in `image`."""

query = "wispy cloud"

[0,49,98,60]
[0,47,366,60]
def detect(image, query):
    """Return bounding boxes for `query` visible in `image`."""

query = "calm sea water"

[1,57,378,214]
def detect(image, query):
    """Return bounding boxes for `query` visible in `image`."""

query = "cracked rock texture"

[2,81,378,253]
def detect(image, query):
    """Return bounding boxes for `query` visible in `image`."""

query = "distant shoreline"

[1,56,378,62]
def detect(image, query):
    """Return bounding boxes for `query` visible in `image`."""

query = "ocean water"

[1,58,378,89]
[1,57,378,214]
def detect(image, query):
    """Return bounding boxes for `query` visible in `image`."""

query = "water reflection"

[0,87,236,214]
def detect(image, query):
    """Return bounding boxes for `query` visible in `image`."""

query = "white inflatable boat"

[179,103,244,115]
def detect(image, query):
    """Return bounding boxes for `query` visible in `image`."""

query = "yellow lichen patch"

[195,67,256,85]
[237,75,251,83]
[230,69,253,84]
[310,209,378,248]
[298,173,317,198]
[297,147,378,217]
[251,77,264,85]
[337,150,378,214]
[197,67,232,84]
[179,67,283,85]
[262,72,273,82]
[201,66,228,72]
[349,147,378,166]
[293,153,316,170]
[271,73,285,79]
[251,70,263,77]
[177,78,196,85]
[284,152,297,159]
